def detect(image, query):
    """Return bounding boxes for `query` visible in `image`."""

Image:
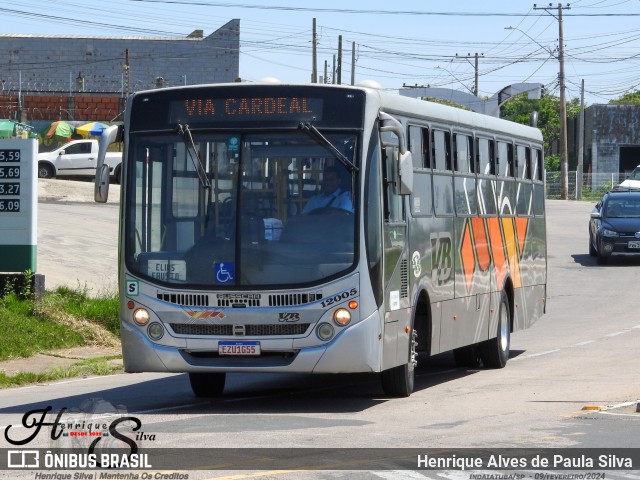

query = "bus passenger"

[302,166,353,214]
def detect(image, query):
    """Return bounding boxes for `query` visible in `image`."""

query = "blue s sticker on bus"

[214,262,235,283]
[126,280,139,296]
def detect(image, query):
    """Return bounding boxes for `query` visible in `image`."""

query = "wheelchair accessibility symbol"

[214,262,235,284]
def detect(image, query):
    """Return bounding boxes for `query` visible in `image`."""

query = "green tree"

[500,93,580,171]
[609,90,640,105]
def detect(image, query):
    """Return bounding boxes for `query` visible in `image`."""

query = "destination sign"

[170,96,323,123]
[0,149,20,162]
[0,166,20,179]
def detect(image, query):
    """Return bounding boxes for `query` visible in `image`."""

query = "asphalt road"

[37,179,119,294]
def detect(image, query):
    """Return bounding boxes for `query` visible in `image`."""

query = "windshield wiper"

[176,122,211,189]
[298,122,359,173]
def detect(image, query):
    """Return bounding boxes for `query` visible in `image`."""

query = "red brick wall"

[74,97,122,122]
[1,94,123,122]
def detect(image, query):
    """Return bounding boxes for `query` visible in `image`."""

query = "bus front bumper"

[120,312,382,374]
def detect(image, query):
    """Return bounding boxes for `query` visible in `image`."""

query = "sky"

[2,0,640,106]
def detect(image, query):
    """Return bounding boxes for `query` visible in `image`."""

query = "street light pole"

[534,3,571,200]
[557,5,569,200]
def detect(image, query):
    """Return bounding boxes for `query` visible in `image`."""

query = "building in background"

[584,104,640,176]
[0,19,240,124]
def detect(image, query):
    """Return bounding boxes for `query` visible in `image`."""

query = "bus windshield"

[125,131,358,288]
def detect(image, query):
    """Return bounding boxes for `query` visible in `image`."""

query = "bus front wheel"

[381,329,417,397]
[480,292,510,368]
[188,372,226,397]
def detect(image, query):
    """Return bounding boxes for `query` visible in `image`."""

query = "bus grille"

[169,323,311,336]
[217,297,260,307]
[400,259,408,298]
[157,292,209,306]
[267,292,322,306]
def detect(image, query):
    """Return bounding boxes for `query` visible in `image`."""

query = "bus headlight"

[333,308,351,326]
[316,322,334,341]
[133,308,150,325]
[147,322,164,340]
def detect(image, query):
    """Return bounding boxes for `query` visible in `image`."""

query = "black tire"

[589,234,597,257]
[38,163,54,179]
[596,251,608,265]
[188,372,226,397]
[480,292,510,369]
[113,165,121,184]
[381,329,417,397]
[453,344,482,368]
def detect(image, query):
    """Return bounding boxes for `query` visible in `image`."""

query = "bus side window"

[516,144,527,179]
[489,139,496,175]
[507,143,515,177]
[477,137,494,175]
[423,128,432,168]
[408,126,423,169]
[533,148,543,181]
[454,133,473,173]
[408,125,431,169]
[497,141,514,177]
[432,129,451,171]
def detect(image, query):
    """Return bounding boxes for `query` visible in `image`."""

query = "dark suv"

[589,189,640,264]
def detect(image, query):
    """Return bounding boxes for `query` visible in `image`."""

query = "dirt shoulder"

[38,178,120,203]
[0,346,122,377]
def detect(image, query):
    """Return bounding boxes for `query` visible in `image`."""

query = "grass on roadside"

[0,285,120,362]
[0,356,123,388]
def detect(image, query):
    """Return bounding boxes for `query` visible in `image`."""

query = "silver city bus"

[95,81,546,397]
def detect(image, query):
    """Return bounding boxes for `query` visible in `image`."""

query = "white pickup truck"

[38,139,122,183]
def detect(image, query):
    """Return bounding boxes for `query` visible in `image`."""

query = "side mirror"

[590,211,601,219]
[58,150,65,156]
[94,125,120,203]
[398,151,413,195]
[95,164,111,203]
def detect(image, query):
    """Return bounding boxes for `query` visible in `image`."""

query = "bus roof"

[131,81,544,143]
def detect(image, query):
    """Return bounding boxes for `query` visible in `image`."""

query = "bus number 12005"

[320,288,357,308]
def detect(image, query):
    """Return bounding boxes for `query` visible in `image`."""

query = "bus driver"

[302,166,353,214]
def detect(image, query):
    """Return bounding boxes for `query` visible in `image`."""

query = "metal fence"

[545,172,628,201]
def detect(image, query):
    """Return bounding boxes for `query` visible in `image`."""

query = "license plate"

[628,241,640,249]
[218,341,260,356]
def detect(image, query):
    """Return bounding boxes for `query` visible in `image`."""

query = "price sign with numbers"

[0,149,21,162]
[0,166,20,179]
[0,139,37,272]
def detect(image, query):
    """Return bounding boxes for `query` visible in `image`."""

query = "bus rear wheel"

[188,372,226,397]
[381,329,417,397]
[480,292,510,368]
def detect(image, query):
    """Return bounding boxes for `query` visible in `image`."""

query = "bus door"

[380,137,411,370]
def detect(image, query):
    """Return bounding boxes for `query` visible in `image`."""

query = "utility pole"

[124,48,131,97]
[455,53,483,96]
[337,35,343,85]
[351,42,356,85]
[332,55,336,84]
[534,3,570,199]
[311,18,317,83]
[577,79,585,200]
[474,53,479,96]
